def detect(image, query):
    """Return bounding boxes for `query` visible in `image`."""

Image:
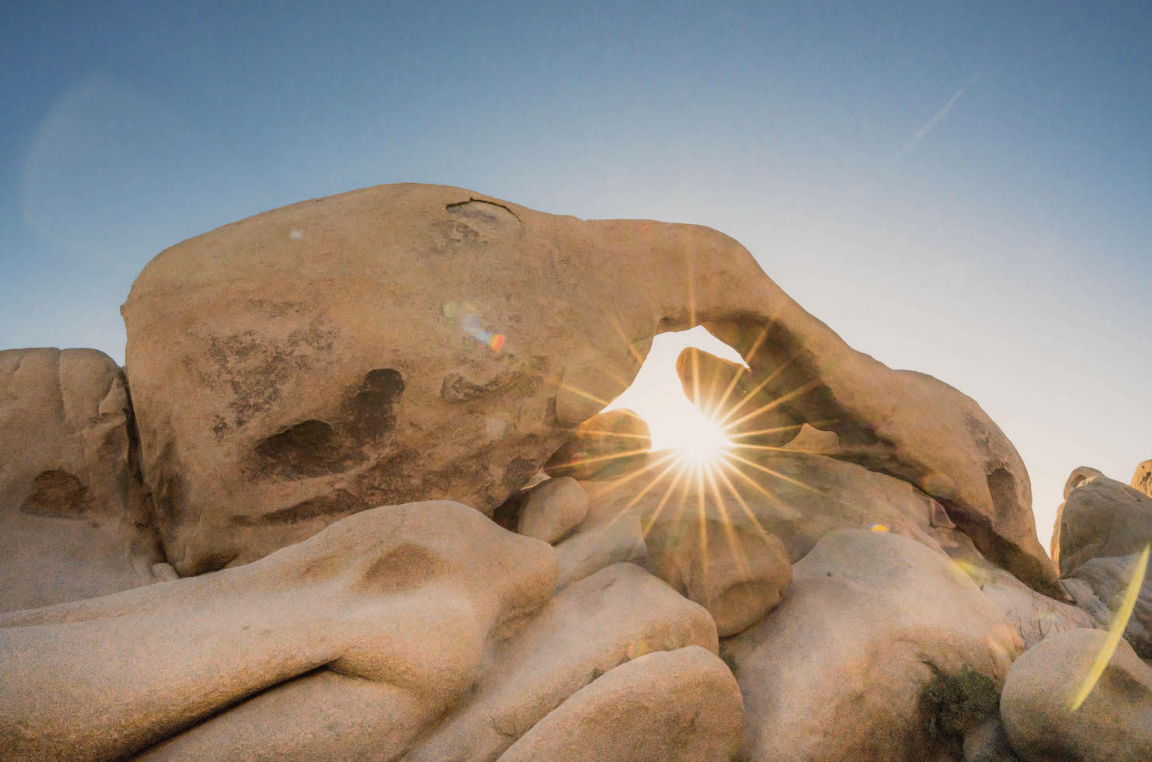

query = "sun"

[666,405,733,468]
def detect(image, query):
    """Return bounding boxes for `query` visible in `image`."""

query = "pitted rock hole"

[20,470,91,517]
[986,467,1018,517]
[446,199,521,232]
[254,420,350,479]
[348,369,405,444]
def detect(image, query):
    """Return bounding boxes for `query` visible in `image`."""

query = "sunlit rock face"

[1000,628,1152,762]
[724,529,1020,762]
[1053,468,1152,576]
[0,348,164,611]
[1132,460,1152,499]
[121,183,1057,593]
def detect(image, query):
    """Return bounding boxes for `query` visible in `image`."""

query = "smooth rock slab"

[495,646,743,762]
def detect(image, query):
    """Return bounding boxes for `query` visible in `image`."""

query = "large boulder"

[0,348,164,612]
[121,183,1057,593]
[674,344,1057,594]
[503,476,588,544]
[544,409,652,481]
[403,562,718,762]
[1052,468,1152,577]
[494,646,744,762]
[1000,628,1152,762]
[724,529,1021,762]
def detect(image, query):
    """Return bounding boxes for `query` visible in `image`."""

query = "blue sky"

[2,0,1149,546]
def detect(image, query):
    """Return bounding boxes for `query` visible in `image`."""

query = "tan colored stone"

[403,562,718,762]
[514,476,588,544]
[1000,628,1152,762]
[1133,460,1152,499]
[1052,468,1152,576]
[495,646,743,762]
[545,409,652,481]
[724,529,1020,762]
[555,513,650,589]
[0,348,163,612]
[0,501,556,762]
[120,183,1056,594]
[644,499,792,636]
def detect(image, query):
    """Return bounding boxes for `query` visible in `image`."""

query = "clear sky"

[2,1,1149,551]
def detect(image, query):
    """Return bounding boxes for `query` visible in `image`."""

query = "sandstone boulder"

[512,476,588,544]
[545,409,652,481]
[724,529,1020,762]
[1000,628,1152,762]
[0,348,164,612]
[1133,460,1152,499]
[403,562,718,762]
[495,646,744,762]
[1052,469,1152,576]
[121,183,1056,593]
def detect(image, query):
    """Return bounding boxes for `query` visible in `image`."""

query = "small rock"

[516,477,589,544]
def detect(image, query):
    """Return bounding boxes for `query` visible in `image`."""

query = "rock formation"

[1000,628,1152,762]
[4,183,1133,761]
[118,184,1057,592]
[723,529,1021,762]
[0,348,165,612]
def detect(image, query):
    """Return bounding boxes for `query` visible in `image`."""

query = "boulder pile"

[0,184,1146,761]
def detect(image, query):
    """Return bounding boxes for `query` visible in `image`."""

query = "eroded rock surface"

[494,646,743,762]
[675,344,1057,594]
[0,348,163,612]
[1000,628,1152,762]
[120,183,1057,593]
[724,529,1020,762]
[1064,551,1152,658]
[0,501,557,762]
[403,562,717,762]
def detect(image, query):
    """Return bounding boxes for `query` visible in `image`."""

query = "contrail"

[900,81,974,155]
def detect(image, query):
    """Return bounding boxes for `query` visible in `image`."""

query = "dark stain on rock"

[502,457,540,491]
[439,370,543,402]
[347,369,405,445]
[233,489,359,526]
[354,542,444,594]
[253,420,360,479]
[207,317,337,429]
[21,470,91,518]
